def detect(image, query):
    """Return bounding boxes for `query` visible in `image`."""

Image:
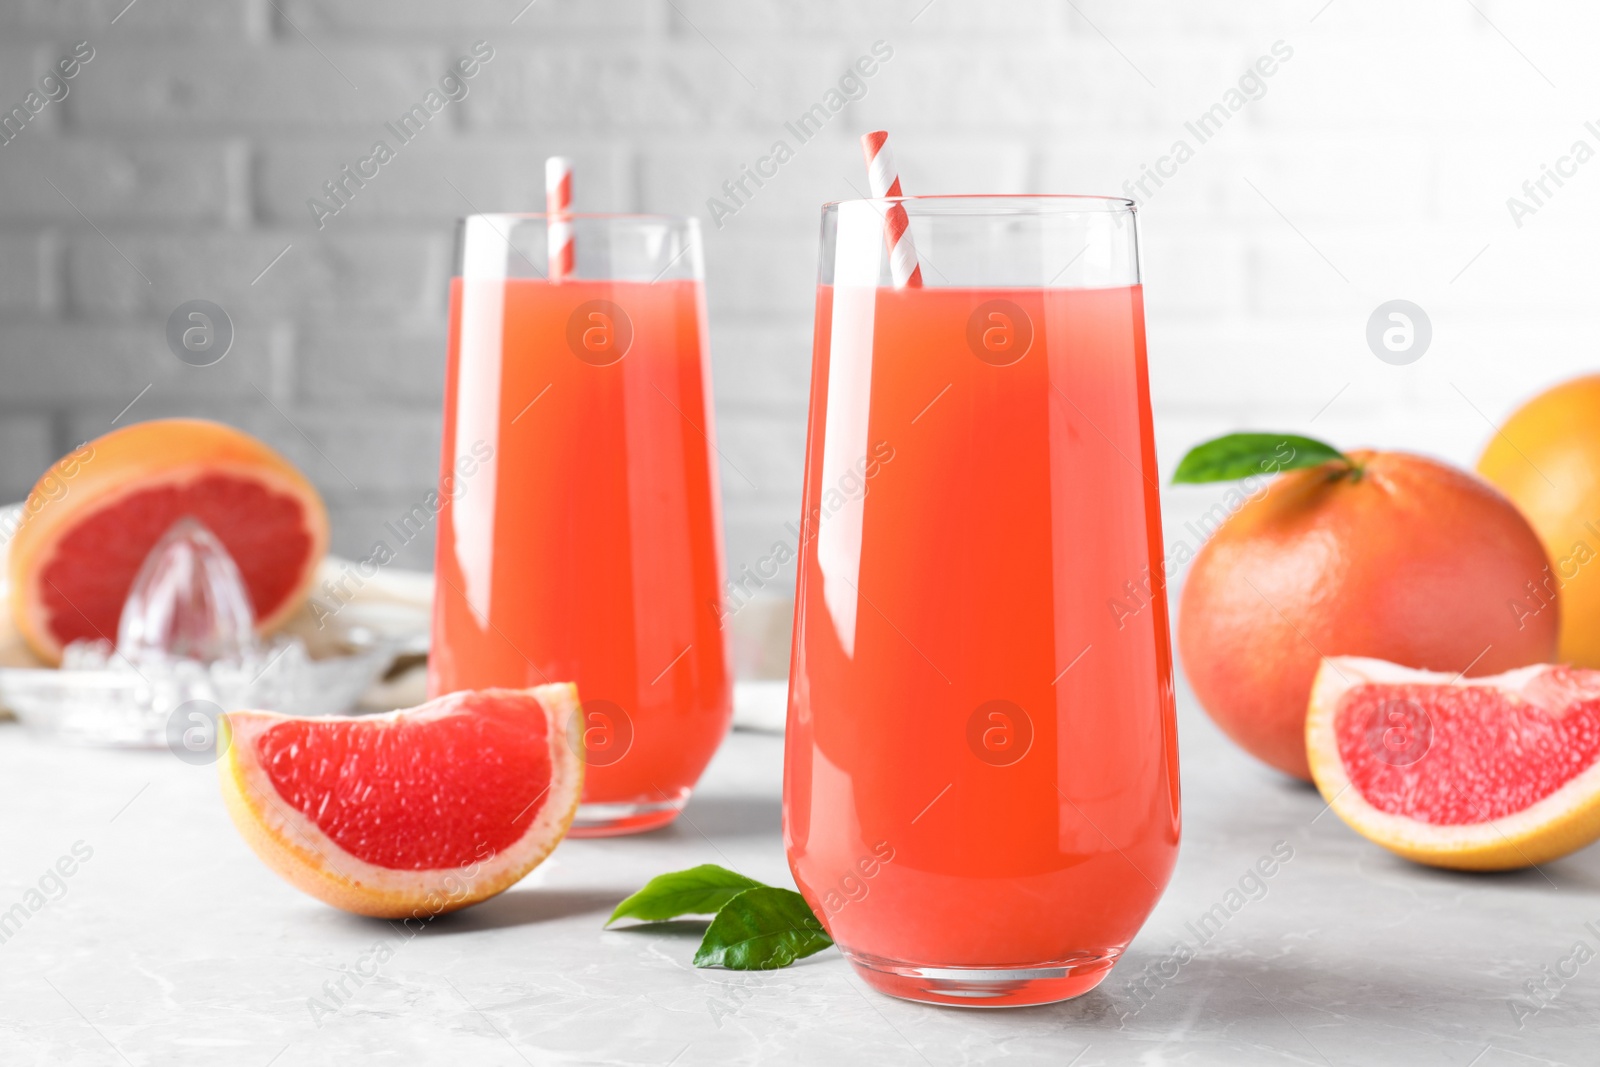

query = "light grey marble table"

[1,680,1595,1066]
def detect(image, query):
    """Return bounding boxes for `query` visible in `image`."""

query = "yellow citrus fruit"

[1477,375,1600,666]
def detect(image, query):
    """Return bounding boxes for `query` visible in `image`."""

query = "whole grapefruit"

[1476,374,1600,668]
[1178,449,1558,781]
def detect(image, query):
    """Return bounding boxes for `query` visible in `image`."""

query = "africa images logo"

[305,41,496,229]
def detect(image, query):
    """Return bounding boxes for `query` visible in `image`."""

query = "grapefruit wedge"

[1307,656,1600,870]
[8,418,328,665]
[220,685,583,918]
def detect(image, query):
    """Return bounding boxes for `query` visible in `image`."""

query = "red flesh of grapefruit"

[1307,656,1600,870]
[8,418,328,664]
[220,685,583,918]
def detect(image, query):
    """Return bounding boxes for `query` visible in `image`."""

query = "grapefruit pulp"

[1307,656,1600,870]
[8,418,328,664]
[220,685,583,918]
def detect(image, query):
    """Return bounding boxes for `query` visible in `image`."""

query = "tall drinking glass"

[431,214,732,836]
[784,196,1180,1006]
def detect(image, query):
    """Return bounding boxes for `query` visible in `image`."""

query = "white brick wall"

[1,0,1595,601]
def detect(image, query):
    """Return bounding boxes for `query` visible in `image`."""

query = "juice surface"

[784,283,1180,968]
[431,277,732,807]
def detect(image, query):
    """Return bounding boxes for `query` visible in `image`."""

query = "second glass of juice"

[430,214,732,836]
[785,196,1181,1005]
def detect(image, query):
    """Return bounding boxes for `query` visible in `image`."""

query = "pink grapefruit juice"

[785,282,1180,995]
[430,276,732,828]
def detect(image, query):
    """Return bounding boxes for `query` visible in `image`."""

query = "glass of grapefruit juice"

[430,214,732,836]
[784,195,1181,1005]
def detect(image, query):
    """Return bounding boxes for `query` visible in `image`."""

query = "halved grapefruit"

[8,418,328,665]
[220,685,583,918]
[1307,656,1600,870]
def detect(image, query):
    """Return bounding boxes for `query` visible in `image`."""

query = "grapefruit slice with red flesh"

[220,685,583,918]
[1307,656,1600,870]
[8,418,329,665]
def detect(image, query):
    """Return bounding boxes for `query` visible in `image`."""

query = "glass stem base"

[567,788,690,838]
[842,947,1117,1008]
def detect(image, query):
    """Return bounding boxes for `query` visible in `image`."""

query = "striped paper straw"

[860,131,923,289]
[545,155,574,281]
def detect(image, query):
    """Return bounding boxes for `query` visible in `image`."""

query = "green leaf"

[609,866,835,971]
[692,887,834,970]
[1171,432,1349,484]
[606,864,765,927]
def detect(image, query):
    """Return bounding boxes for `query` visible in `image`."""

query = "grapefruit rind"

[218,684,583,919]
[1306,656,1600,871]
[8,418,329,664]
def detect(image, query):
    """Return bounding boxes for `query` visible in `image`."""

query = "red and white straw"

[860,131,922,289]
[545,155,574,281]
